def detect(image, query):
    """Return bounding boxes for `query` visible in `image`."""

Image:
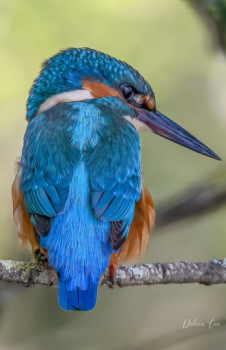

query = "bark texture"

[0,259,226,287]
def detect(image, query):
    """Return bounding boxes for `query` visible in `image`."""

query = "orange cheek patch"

[83,79,121,98]
[143,95,155,110]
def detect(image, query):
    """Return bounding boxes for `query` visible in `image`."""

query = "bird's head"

[27,48,220,160]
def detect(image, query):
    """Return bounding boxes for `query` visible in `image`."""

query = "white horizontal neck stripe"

[37,89,94,114]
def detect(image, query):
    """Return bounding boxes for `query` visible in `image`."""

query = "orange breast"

[110,183,155,272]
[11,163,40,254]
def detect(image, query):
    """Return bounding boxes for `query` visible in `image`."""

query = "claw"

[106,278,115,289]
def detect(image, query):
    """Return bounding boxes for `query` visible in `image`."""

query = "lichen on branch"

[0,259,226,287]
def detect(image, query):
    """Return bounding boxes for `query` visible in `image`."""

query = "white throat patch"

[37,89,94,114]
[124,116,149,132]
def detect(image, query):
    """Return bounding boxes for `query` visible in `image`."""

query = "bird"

[11,48,220,311]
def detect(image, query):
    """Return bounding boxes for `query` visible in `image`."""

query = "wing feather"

[20,106,77,236]
[86,109,142,251]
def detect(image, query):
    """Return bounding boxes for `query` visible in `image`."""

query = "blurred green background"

[0,0,226,349]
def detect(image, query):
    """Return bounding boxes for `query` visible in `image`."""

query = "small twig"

[0,259,226,287]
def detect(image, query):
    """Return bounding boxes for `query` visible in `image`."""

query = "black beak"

[137,109,221,160]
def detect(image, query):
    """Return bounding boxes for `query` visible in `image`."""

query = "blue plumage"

[58,280,97,311]
[41,164,112,310]
[21,98,141,310]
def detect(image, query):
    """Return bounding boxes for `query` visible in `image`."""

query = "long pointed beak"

[137,109,221,160]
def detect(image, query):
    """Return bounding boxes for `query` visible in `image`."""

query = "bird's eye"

[120,84,135,100]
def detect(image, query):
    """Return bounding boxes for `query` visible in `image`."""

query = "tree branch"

[156,166,226,228]
[0,259,226,287]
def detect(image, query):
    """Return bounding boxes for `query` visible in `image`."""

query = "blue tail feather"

[41,167,113,312]
[58,279,98,311]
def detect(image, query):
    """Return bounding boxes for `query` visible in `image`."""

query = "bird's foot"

[106,263,119,289]
[33,248,48,265]
[109,263,118,279]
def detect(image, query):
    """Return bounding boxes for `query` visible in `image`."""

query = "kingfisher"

[12,48,220,311]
